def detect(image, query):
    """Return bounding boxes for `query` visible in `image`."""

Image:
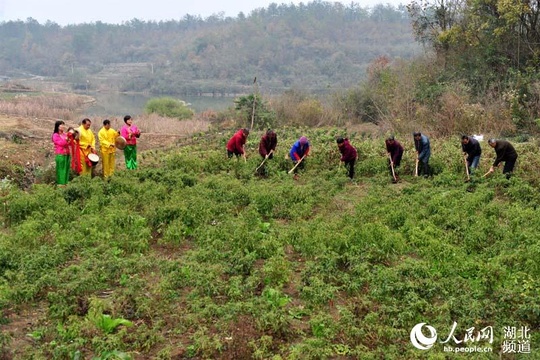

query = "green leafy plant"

[93,314,133,334]
[262,288,290,309]
[145,97,194,120]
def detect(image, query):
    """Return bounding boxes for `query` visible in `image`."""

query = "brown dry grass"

[0,93,91,120]
[90,113,210,135]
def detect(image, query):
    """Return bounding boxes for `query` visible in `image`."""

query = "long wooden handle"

[256,157,267,171]
[288,155,306,174]
[255,150,273,171]
[414,159,419,177]
[464,155,470,180]
[389,154,397,181]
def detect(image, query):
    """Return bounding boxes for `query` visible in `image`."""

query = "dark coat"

[462,137,482,161]
[259,133,277,157]
[338,139,358,162]
[385,139,404,164]
[493,140,517,167]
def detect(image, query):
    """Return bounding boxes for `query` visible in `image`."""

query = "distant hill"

[0,2,419,95]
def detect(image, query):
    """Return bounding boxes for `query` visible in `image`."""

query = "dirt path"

[0,114,57,168]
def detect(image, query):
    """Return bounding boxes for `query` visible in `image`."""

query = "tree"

[61,52,76,74]
[407,0,466,56]
[234,94,275,129]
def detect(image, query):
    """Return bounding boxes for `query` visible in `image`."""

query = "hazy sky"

[0,0,405,25]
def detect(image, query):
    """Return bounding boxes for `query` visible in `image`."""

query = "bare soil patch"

[0,114,56,168]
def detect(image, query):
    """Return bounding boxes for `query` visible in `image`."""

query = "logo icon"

[410,323,438,350]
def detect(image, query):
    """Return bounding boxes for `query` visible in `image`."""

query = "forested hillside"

[0,2,418,94]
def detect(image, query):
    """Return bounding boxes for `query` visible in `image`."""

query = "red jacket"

[338,139,357,162]
[227,129,247,154]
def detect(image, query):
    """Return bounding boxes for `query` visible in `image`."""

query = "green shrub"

[144,97,194,120]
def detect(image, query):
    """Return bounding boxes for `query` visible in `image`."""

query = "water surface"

[84,92,235,117]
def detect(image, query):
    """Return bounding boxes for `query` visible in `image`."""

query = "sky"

[0,0,405,26]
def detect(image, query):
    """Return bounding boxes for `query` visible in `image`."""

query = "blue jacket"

[289,140,310,161]
[414,134,431,161]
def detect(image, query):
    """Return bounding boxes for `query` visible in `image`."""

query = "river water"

[83,92,235,117]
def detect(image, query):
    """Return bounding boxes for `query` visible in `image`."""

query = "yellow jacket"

[99,127,118,155]
[78,125,96,151]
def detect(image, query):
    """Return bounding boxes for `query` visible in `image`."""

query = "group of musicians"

[51,115,140,185]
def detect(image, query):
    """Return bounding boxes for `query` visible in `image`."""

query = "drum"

[88,153,99,167]
[115,136,127,150]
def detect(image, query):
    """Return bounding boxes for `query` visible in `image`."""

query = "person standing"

[289,136,310,178]
[461,135,482,173]
[98,119,119,178]
[385,135,404,183]
[52,120,71,186]
[77,118,96,176]
[413,132,431,178]
[67,127,81,175]
[336,137,357,179]
[120,115,141,170]
[226,128,249,159]
[487,138,518,179]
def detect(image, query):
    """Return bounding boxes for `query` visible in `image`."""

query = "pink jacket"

[52,133,70,155]
[121,124,140,145]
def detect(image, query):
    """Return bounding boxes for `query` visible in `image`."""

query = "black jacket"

[493,140,517,167]
[462,137,481,162]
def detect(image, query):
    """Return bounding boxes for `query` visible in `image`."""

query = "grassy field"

[0,127,539,359]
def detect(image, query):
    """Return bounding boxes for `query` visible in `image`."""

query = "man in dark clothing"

[226,128,249,159]
[413,132,431,177]
[337,137,358,179]
[487,138,518,179]
[259,129,277,159]
[385,136,403,183]
[461,135,482,172]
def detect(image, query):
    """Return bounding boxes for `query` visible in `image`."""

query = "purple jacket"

[386,139,404,163]
[338,139,358,162]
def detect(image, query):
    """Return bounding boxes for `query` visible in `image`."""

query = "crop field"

[0,127,539,359]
